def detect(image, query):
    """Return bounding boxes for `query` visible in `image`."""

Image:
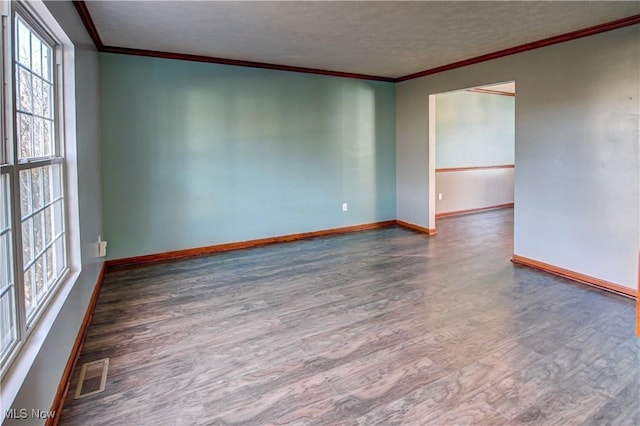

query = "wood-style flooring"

[60,209,639,425]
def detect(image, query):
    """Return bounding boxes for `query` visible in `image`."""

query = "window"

[0,174,16,362]
[0,2,68,372]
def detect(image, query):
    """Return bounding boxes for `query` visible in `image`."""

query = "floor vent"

[74,358,109,399]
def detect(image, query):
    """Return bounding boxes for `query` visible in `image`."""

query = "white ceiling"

[85,1,640,79]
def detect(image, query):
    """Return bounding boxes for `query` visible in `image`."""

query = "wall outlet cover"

[98,241,108,257]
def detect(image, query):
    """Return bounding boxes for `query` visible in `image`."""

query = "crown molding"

[99,45,396,82]
[397,14,640,81]
[73,1,640,84]
[72,1,393,82]
[72,1,103,49]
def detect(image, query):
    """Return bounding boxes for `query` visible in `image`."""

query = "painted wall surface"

[5,1,103,424]
[436,169,514,214]
[100,54,396,260]
[396,25,640,290]
[435,90,514,214]
[436,91,514,168]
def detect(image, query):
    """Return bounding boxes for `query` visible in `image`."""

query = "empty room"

[0,1,639,425]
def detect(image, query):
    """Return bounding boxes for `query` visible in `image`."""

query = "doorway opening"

[428,81,516,231]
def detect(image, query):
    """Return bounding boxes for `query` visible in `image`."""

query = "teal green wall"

[100,54,396,259]
[436,90,515,168]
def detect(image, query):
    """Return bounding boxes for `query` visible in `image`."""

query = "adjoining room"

[434,82,515,223]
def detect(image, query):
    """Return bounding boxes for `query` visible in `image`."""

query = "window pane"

[19,169,30,216]
[42,165,50,205]
[32,77,43,117]
[21,217,32,267]
[15,17,55,161]
[34,255,44,303]
[0,285,17,360]
[1,174,16,360]
[33,118,43,157]
[30,167,43,211]
[31,34,42,77]
[50,163,62,200]
[44,204,52,242]
[18,113,32,159]
[0,176,13,289]
[42,85,52,118]
[52,198,64,235]
[0,175,9,231]
[42,45,52,81]
[45,246,54,282]
[33,210,44,255]
[18,68,32,113]
[54,237,65,276]
[16,19,31,68]
[0,232,12,291]
[24,266,34,317]
[0,205,5,233]
[43,120,53,155]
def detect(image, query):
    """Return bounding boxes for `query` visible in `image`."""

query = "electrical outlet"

[342,203,348,212]
[438,193,443,201]
[97,235,107,257]
[98,241,107,257]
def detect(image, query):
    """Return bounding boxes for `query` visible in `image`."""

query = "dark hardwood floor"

[60,208,639,425]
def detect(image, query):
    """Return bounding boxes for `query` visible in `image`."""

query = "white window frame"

[0,0,80,416]
[13,1,69,327]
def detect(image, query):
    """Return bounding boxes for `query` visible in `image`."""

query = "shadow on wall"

[100,54,397,259]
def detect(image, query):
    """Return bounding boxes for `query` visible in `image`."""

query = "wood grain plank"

[59,209,638,425]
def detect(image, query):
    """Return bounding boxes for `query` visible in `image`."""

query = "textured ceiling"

[85,1,640,79]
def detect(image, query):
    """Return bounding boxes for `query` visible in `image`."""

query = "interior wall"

[436,169,514,215]
[435,90,515,214]
[396,24,639,290]
[5,0,103,423]
[100,54,396,260]
[436,90,514,168]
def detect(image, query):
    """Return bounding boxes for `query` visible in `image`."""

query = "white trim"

[428,94,436,230]
[0,0,79,420]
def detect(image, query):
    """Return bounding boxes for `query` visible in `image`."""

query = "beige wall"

[436,168,514,215]
[396,25,639,290]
